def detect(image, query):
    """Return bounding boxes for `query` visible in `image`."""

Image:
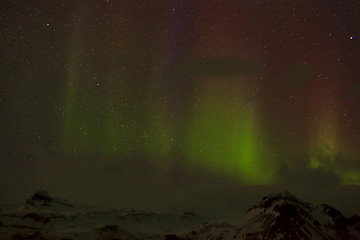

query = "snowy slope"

[180,191,360,240]
[0,191,359,240]
[0,191,207,240]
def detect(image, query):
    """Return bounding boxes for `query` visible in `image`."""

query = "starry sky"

[1,0,360,212]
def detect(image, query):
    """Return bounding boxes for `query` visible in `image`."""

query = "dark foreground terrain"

[0,191,359,240]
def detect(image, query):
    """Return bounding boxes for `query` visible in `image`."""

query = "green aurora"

[1,1,360,205]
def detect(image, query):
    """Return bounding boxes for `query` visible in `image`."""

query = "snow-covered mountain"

[0,191,359,240]
[0,190,205,240]
[182,191,360,240]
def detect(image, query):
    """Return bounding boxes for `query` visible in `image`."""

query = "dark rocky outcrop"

[95,225,135,240]
[25,190,72,208]
[165,234,181,240]
[26,191,52,206]
[96,225,119,234]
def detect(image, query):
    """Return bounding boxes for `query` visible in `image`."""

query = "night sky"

[1,0,360,212]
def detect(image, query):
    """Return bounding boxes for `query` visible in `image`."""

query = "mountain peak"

[224,192,360,240]
[1,191,359,240]
[247,191,312,214]
[29,190,52,203]
[264,191,297,201]
[24,190,72,209]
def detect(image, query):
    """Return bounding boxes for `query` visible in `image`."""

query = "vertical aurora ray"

[54,0,359,186]
[4,0,360,206]
[309,78,340,150]
[62,22,83,154]
[62,2,99,156]
[182,76,274,184]
[308,78,360,184]
[164,1,277,183]
[308,86,339,170]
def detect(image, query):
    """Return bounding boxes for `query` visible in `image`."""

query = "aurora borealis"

[1,0,360,210]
